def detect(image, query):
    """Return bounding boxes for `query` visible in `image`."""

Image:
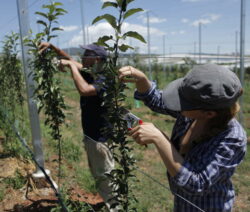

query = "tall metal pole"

[194,42,196,62]
[169,46,173,73]
[217,45,220,64]
[80,0,86,46]
[86,25,89,44]
[199,22,202,64]
[16,0,45,175]
[239,0,246,125]
[235,30,238,72]
[147,11,152,80]
[163,35,167,77]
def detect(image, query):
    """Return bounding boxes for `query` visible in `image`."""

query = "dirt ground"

[0,150,104,212]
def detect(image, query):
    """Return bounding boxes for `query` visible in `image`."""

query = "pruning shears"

[123,110,141,129]
[122,109,147,147]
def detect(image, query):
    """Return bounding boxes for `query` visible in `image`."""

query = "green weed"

[76,167,97,194]
[3,170,26,190]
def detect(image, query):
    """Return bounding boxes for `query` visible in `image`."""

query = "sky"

[0,0,249,55]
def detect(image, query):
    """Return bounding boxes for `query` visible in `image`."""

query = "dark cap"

[80,44,107,58]
[162,64,242,111]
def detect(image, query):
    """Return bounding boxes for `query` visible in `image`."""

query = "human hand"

[128,122,166,146]
[58,59,74,72]
[118,66,147,83]
[38,42,51,54]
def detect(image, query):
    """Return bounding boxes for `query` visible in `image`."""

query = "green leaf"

[123,31,146,43]
[118,44,133,52]
[48,35,58,40]
[55,8,67,14]
[53,2,63,6]
[127,0,135,4]
[42,4,51,9]
[35,12,48,19]
[102,2,118,9]
[92,14,117,29]
[36,32,45,39]
[52,27,63,31]
[55,12,66,17]
[37,20,48,28]
[116,0,123,7]
[48,15,57,21]
[121,0,127,11]
[123,8,143,20]
[98,35,113,43]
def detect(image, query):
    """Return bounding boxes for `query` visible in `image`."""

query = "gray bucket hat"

[162,64,243,111]
[80,44,107,58]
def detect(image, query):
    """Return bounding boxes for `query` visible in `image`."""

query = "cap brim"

[79,45,91,50]
[162,78,183,111]
[162,78,201,112]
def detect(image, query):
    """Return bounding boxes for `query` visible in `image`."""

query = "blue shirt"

[135,82,247,212]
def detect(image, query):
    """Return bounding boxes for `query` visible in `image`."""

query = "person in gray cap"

[39,42,117,211]
[119,64,247,212]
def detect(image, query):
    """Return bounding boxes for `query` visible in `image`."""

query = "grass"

[2,170,26,190]
[0,65,250,211]
[75,168,98,194]
[0,185,5,202]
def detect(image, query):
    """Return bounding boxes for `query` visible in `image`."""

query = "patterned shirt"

[134,82,247,212]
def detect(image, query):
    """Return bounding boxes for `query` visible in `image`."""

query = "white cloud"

[69,22,165,53]
[209,14,221,21]
[181,18,189,23]
[100,0,116,2]
[192,18,211,26]
[169,30,185,36]
[138,15,167,24]
[60,25,79,32]
[191,14,221,26]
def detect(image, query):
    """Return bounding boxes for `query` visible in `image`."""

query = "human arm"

[60,59,97,96]
[119,66,179,117]
[129,122,184,177]
[39,42,83,70]
[130,121,247,194]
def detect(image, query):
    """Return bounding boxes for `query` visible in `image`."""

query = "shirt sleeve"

[172,136,247,195]
[134,81,179,118]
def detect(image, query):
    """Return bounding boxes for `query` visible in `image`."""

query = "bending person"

[119,64,247,212]
[39,42,117,211]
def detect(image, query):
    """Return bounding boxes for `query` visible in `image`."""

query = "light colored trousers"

[84,137,118,212]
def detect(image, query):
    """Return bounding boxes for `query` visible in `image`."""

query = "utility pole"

[80,0,86,46]
[147,11,152,80]
[163,35,167,77]
[16,0,48,177]
[169,46,172,73]
[199,22,202,64]
[239,0,246,125]
[235,30,238,72]
[194,42,196,62]
[86,25,89,44]
[217,45,220,64]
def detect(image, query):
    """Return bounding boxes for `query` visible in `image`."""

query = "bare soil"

[0,148,104,212]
